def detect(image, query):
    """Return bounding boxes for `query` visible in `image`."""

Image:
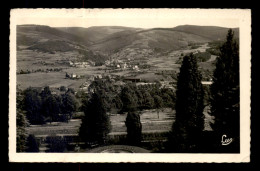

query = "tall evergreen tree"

[170,53,204,152]
[125,111,142,145]
[79,91,111,144]
[210,29,239,151]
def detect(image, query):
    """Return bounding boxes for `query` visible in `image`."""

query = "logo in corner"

[221,134,233,145]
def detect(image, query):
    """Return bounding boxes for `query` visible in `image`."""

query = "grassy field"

[109,108,175,133]
[63,66,106,76]
[17,48,106,90]
[145,43,211,72]
[17,72,86,90]
[28,107,213,137]
[28,108,175,137]
[17,49,77,71]
[28,119,81,136]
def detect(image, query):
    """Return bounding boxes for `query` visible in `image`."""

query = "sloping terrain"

[27,40,75,53]
[56,25,238,55]
[172,25,239,41]
[88,28,210,54]
[56,26,142,44]
[17,25,91,46]
[17,25,107,64]
[86,26,238,54]
[18,24,239,59]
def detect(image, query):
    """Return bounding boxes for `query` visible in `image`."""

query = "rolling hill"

[56,26,142,44]
[27,40,76,53]
[17,25,91,46]
[17,24,239,63]
[17,25,108,64]
[82,25,238,54]
[172,25,239,41]
[88,28,212,53]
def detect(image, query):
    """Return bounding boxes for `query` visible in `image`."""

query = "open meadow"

[28,107,213,138]
[28,108,175,137]
[17,72,86,90]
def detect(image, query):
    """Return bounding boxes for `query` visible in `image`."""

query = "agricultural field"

[17,72,86,90]
[16,49,107,90]
[63,66,106,76]
[17,49,77,71]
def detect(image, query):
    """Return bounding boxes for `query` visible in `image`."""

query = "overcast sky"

[15,9,240,29]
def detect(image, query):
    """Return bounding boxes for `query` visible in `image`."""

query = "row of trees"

[120,84,175,113]
[85,77,176,115]
[19,86,79,125]
[169,29,239,152]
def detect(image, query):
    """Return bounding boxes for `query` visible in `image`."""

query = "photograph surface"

[9,9,251,162]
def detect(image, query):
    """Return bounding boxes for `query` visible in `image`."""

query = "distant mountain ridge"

[172,25,239,41]
[56,26,142,44]
[17,24,239,62]
[17,25,92,46]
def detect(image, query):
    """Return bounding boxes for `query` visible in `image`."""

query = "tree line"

[86,78,176,114]
[17,86,79,125]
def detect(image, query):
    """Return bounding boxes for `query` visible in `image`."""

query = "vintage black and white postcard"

[9,9,251,162]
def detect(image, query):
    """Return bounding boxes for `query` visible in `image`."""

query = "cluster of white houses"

[105,59,140,71]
